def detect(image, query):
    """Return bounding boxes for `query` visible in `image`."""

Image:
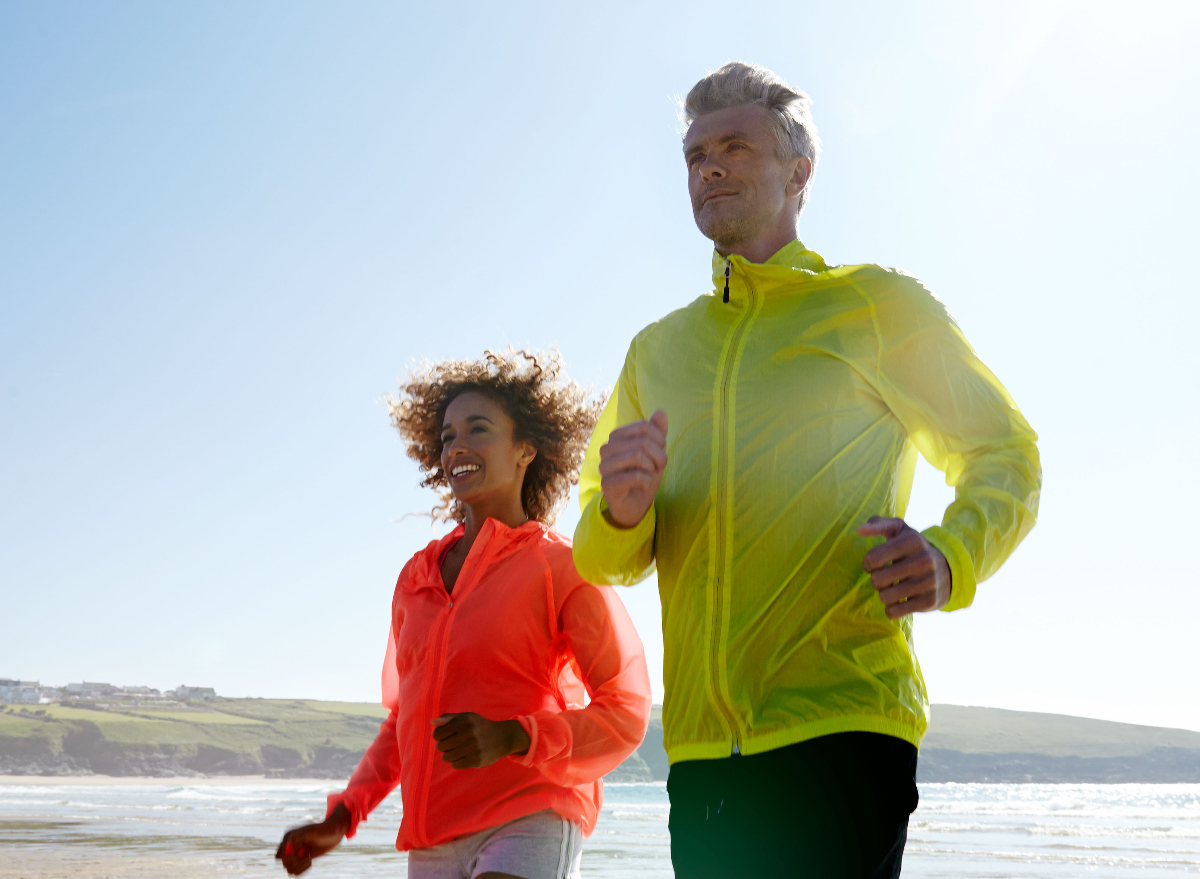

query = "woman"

[276,349,651,879]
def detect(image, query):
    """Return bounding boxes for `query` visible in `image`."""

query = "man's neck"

[715,225,799,265]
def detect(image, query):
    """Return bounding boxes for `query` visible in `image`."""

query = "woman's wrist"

[326,803,352,835]
[504,719,531,757]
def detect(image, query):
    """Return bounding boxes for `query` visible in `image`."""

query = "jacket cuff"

[509,711,571,769]
[922,525,977,612]
[572,493,657,586]
[326,792,363,839]
[511,715,540,767]
[598,495,656,541]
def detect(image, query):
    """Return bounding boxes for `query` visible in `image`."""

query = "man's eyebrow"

[683,131,752,154]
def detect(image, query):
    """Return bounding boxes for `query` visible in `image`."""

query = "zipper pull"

[723,259,731,303]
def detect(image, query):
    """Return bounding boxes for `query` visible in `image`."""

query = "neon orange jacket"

[327,518,651,851]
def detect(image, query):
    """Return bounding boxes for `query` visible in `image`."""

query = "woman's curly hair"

[387,349,605,525]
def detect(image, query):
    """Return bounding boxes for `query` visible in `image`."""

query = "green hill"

[917,704,1200,782]
[0,699,388,777]
[3,700,1199,782]
[924,704,1200,757]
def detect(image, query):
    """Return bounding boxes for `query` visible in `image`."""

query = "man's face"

[683,103,807,249]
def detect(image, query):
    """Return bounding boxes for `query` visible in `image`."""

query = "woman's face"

[439,391,536,514]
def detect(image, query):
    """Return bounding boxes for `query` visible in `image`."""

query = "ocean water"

[1,781,1198,876]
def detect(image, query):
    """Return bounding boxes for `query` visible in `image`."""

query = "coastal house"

[173,685,216,700]
[0,679,47,705]
[65,681,116,699]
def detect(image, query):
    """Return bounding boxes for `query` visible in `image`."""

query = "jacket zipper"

[412,595,456,846]
[711,259,755,755]
[413,531,493,846]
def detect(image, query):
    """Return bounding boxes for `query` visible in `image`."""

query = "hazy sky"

[3,1,1198,731]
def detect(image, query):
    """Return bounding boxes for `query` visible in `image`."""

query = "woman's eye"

[470,426,487,434]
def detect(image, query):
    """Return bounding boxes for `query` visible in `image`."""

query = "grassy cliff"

[0,699,388,777]
[918,704,1200,782]
[4,700,1199,782]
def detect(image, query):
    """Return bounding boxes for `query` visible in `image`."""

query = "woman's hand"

[431,712,531,769]
[275,804,351,875]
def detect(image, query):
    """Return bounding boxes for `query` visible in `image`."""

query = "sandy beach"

[0,775,338,786]
[0,847,254,879]
[0,779,341,878]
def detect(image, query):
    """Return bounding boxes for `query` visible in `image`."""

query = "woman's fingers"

[440,743,480,765]
[431,714,469,740]
[276,831,316,875]
[434,730,473,752]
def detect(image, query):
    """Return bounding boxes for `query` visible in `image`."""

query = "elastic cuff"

[598,496,657,539]
[922,525,977,612]
[326,793,361,839]
[510,715,539,767]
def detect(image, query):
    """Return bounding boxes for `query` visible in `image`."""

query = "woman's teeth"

[451,464,480,477]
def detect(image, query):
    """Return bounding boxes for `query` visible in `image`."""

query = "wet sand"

[0,775,336,786]
[0,781,336,876]
[0,817,285,878]
[0,847,250,878]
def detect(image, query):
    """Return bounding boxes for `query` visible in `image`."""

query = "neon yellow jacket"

[573,240,1040,763]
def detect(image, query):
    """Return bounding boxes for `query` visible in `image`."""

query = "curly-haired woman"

[276,350,651,879]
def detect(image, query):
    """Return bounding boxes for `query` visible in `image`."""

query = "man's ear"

[785,155,812,200]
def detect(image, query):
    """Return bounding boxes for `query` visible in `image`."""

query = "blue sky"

[2,1,1198,730]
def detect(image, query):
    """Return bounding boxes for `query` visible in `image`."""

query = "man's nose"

[700,157,725,181]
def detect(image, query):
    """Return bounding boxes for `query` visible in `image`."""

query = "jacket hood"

[403,518,547,593]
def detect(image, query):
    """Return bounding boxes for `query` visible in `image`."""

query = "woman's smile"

[449,461,482,481]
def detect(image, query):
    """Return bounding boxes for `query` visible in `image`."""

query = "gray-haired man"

[572,62,1040,877]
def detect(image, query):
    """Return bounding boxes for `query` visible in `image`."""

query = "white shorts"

[407,809,583,879]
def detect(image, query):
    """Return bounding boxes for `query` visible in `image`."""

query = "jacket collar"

[404,517,546,594]
[710,238,830,301]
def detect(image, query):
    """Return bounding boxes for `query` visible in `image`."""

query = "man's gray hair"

[682,62,821,211]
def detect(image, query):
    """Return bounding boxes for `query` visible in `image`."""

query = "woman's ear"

[517,442,537,467]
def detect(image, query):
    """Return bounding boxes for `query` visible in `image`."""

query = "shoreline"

[0,774,339,786]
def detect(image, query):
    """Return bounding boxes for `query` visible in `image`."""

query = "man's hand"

[599,409,668,528]
[858,516,952,619]
[431,712,531,770]
[275,803,350,875]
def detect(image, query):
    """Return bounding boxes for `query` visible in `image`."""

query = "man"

[572,62,1040,878]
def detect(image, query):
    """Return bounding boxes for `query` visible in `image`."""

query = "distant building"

[117,686,160,697]
[173,685,216,700]
[64,681,115,699]
[0,679,45,705]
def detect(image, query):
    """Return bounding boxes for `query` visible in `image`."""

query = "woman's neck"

[459,495,528,553]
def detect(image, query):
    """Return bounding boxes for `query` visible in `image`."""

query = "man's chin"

[696,214,748,248]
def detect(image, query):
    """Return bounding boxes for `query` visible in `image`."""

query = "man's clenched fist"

[599,410,668,528]
[858,516,952,618]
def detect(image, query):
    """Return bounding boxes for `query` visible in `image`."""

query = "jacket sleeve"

[572,345,658,586]
[870,275,1042,611]
[325,622,402,837]
[510,578,652,786]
